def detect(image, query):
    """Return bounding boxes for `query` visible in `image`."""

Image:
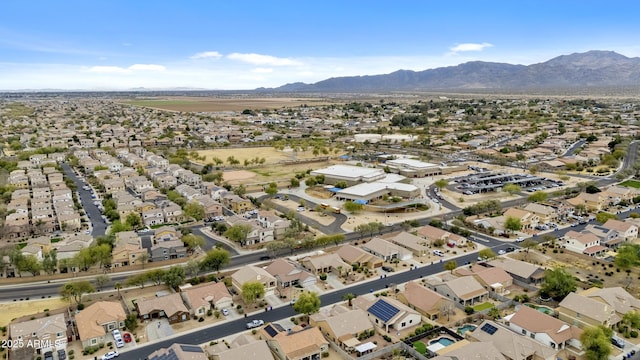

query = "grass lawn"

[473,302,494,312]
[620,180,640,189]
[413,341,427,355]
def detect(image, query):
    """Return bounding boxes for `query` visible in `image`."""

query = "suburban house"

[486,258,545,284]
[387,231,430,257]
[335,244,383,269]
[583,224,621,247]
[416,225,467,247]
[361,237,412,261]
[309,305,374,351]
[180,282,233,317]
[301,253,350,275]
[425,276,488,306]
[75,301,127,348]
[265,259,316,296]
[362,297,421,333]
[504,305,582,350]
[222,193,253,214]
[231,266,277,295]
[468,320,558,360]
[9,313,68,356]
[502,207,539,231]
[148,343,208,360]
[455,265,513,295]
[205,335,273,360]
[135,293,190,324]
[150,240,187,262]
[523,203,558,224]
[429,341,504,360]
[396,281,455,321]
[557,292,620,329]
[153,226,181,242]
[260,324,329,360]
[566,192,607,211]
[562,230,607,256]
[602,219,638,240]
[580,286,640,321]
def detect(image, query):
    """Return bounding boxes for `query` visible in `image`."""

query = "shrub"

[252,329,257,335]
[464,306,475,315]
[207,309,213,316]
[198,317,204,322]
[319,273,327,281]
[382,335,392,342]
[631,330,638,338]
[322,352,329,358]
[77,303,85,310]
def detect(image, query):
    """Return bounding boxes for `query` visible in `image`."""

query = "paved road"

[60,162,107,237]
[261,193,348,234]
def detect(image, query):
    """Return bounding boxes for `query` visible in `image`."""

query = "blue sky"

[2,0,640,90]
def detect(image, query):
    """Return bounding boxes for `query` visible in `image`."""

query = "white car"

[102,351,119,360]
[515,237,525,242]
[221,308,230,316]
[498,249,506,255]
[246,319,264,329]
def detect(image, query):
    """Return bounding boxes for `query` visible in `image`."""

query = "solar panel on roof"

[179,344,203,353]
[480,323,497,335]
[264,324,279,337]
[367,299,400,323]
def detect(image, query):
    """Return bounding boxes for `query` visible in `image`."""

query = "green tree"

[94,274,111,291]
[580,326,612,360]
[163,266,186,289]
[125,212,142,229]
[60,281,95,304]
[182,234,205,251]
[434,179,448,190]
[199,248,230,272]
[527,191,548,203]
[224,224,253,246]
[502,183,521,195]
[17,254,42,276]
[293,291,321,315]
[444,260,457,273]
[595,212,617,224]
[125,273,148,288]
[478,248,496,260]
[265,183,278,197]
[241,281,265,306]
[185,259,200,278]
[124,313,138,332]
[623,311,640,329]
[343,293,356,307]
[114,282,122,297]
[541,268,577,301]
[108,220,132,234]
[487,307,501,320]
[184,202,206,221]
[614,243,639,270]
[504,216,522,233]
[343,201,363,213]
[290,177,300,187]
[42,250,58,275]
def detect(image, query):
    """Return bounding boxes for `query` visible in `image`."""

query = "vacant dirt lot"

[122,97,333,112]
[0,297,68,327]
[196,147,321,165]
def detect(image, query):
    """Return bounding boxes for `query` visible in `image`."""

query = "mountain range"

[271,51,640,92]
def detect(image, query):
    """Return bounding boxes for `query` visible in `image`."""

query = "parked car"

[515,237,525,242]
[102,351,119,360]
[498,249,506,255]
[221,308,230,316]
[57,349,66,360]
[259,255,271,261]
[505,247,516,253]
[381,266,395,272]
[44,352,53,360]
[246,319,264,329]
[112,329,124,348]
[612,335,625,349]
[433,250,445,257]
[123,332,132,343]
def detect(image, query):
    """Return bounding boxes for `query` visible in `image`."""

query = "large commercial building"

[384,158,442,177]
[335,182,420,203]
[310,165,386,186]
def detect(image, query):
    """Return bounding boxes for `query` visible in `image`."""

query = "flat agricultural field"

[121,97,332,112]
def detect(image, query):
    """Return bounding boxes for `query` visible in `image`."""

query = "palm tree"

[114,282,122,298]
[343,293,356,307]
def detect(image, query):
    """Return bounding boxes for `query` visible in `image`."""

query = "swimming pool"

[457,324,477,334]
[525,303,554,315]
[429,337,454,346]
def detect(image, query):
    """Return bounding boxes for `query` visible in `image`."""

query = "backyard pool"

[429,337,455,347]
[525,303,554,315]
[457,324,477,335]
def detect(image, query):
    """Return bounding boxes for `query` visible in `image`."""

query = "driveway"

[145,318,174,341]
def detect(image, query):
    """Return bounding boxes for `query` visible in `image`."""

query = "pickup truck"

[246,319,264,329]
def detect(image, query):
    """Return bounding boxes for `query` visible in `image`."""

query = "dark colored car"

[259,256,271,261]
[44,352,54,360]
[57,349,66,360]
[505,247,516,253]
[381,266,394,272]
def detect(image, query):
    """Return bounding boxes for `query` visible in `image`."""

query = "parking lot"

[452,168,564,195]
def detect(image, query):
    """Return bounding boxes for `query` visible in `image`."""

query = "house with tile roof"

[75,301,127,348]
[9,313,68,355]
[416,225,467,247]
[309,305,374,350]
[485,258,545,285]
[387,231,431,257]
[205,335,274,360]
[562,230,607,256]
[468,320,558,360]
[397,281,455,321]
[425,276,488,306]
[260,325,329,360]
[557,292,620,329]
[301,253,350,276]
[231,265,277,295]
[503,207,539,231]
[602,219,638,240]
[362,297,421,333]
[456,264,513,295]
[148,343,208,360]
[265,258,316,294]
[362,237,412,261]
[335,244,383,269]
[135,293,190,324]
[180,281,233,317]
[580,286,640,321]
[504,305,582,350]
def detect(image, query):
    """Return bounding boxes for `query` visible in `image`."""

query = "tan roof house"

[231,265,276,295]
[387,231,430,257]
[503,207,539,230]
[75,301,127,348]
[148,343,208,360]
[301,253,349,275]
[602,219,638,240]
[335,245,383,269]
[425,276,488,306]
[566,192,607,211]
[180,282,233,317]
[456,265,513,295]
[486,258,545,284]
[260,325,328,360]
[9,313,67,355]
[362,237,412,261]
[562,230,607,256]
[557,292,620,329]
[309,305,374,350]
[468,320,557,360]
[416,225,467,247]
[206,336,274,360]
[135,293,190,324]
[523,203,558,223]
[397,281,455,321]
[362,297,422,333]
[505,305,582,350]
[580,286,640,320]
[265,259,317,293]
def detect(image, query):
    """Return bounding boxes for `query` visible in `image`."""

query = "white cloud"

[85,66,130,74]
[190,51,223,60]
[128,64,166,71]
[252,67,273,73]
[450,42,493,53]
[227,53,302,66]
